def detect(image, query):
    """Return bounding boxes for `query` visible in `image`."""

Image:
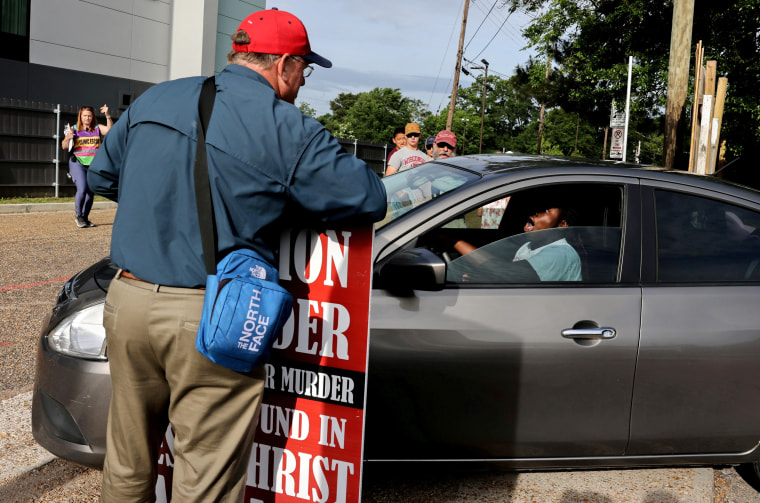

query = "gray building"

[0,0,266,115]
[0,0,265,196]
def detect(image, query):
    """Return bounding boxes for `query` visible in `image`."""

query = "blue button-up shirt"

[88,64,387,287]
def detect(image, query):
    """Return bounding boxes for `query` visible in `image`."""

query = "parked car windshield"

[376,162,479,230]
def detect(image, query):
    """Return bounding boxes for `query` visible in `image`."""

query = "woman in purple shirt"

[61,105,112,228]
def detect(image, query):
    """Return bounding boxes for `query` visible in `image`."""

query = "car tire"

[737,462,760,491]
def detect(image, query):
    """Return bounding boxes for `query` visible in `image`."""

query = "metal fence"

[336,138,389,178]
[0,98,388,198]
[0,98,79,197]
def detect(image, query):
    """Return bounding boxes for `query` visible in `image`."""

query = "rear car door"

[365,175,643,461]
[629,181,760,455]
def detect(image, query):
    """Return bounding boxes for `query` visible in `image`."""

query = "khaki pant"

[100,274,265,503]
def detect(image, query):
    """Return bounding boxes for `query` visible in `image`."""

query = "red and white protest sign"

[156,226,375,503]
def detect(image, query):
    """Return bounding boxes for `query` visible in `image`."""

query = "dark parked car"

[32,154,760,488]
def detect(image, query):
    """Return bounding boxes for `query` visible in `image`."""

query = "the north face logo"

[250,265,266,279]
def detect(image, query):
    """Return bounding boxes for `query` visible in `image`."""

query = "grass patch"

[0,196,109,204]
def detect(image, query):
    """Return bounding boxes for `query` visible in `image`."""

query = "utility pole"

[536,55,551,154]
[623,56,633,163]
[446,0,470,131]
[573,114,580,156]
[462,118,469,153]
[663,0,695,169]
[470,59,489,154]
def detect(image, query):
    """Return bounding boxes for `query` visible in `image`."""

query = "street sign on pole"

[610,127,624,159]
[609,101,625,160]
[610,102,626,128]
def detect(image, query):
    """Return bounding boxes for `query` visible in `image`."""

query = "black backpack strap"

[194,76,218,276]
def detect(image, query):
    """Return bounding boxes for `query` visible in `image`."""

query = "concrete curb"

[0,201,117,215]
[0,391,58,484]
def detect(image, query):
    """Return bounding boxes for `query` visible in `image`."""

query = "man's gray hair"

[227,30,282,67]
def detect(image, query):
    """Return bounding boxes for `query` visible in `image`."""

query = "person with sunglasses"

[385,122,430,176]
[432,129,457,160]
[424,136,436,158]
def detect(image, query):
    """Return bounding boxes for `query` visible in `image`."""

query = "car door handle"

[561,327,617,340]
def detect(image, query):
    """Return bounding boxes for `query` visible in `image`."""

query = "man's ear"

[275,53,289,80]
[269,54,292,100]
[558,220,569,228]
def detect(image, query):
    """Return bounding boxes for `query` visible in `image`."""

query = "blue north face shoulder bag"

[193,77,293,372]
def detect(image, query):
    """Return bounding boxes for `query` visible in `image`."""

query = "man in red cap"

[89,8,386,502]
[433,129,457,160]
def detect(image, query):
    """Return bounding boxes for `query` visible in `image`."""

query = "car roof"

[433,153,760,199]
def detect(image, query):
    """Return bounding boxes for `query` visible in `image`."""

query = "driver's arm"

[453,239,477,255]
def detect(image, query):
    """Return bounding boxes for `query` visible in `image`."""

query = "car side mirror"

[376,248,446,292]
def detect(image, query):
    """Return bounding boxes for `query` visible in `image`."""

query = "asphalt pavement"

[1,203,759,502]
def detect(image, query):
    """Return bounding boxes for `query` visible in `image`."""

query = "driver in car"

[452,205,582,282]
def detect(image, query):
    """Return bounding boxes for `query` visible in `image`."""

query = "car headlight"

[47,303,107,360]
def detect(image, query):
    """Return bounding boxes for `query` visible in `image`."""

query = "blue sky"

[270,0,537,116]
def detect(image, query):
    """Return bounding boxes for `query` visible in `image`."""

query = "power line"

[433,2,535,114]
[468,1,525,47]
[429,0,465,113]
[464,0,499,52]
[470,9,515,61]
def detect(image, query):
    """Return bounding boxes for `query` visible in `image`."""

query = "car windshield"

[375,163,479,230]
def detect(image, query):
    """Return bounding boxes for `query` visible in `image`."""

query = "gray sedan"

[32,154,760,490]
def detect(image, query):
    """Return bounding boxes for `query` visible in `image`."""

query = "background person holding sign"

[87,8,386,503]
[61,105,112,228]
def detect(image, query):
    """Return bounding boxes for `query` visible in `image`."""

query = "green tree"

[506,0,670,123]
[695,0,760,158]
[319,88,427,143]
[506,0,760,163]
[319,92,360,134]
[544,109,603,157]
[507,108,602,157]
[509,119,540,154]
[298,102,317,118]
[344,88,428,143]
[455,73,540,153]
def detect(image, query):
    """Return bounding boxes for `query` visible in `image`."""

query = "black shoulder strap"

[194,76,218,275]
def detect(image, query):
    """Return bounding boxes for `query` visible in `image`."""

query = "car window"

[655,190,760,282]
[375,163,479,230]
[417,183,624,284]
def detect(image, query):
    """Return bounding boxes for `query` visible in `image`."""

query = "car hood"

[51,257,118,324]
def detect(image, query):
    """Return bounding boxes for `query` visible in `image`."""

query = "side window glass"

[418,183,623,284]
[655,190,760,282]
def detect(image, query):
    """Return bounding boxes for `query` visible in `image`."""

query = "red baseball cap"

[233,9,332,68]
[435,130,457,148]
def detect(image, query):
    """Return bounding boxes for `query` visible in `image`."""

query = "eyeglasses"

[406,133,420,138]
[436,142,454,149]
[288,56,314,78]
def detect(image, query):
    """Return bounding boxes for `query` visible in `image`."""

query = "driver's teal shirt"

[514,238,582,281]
